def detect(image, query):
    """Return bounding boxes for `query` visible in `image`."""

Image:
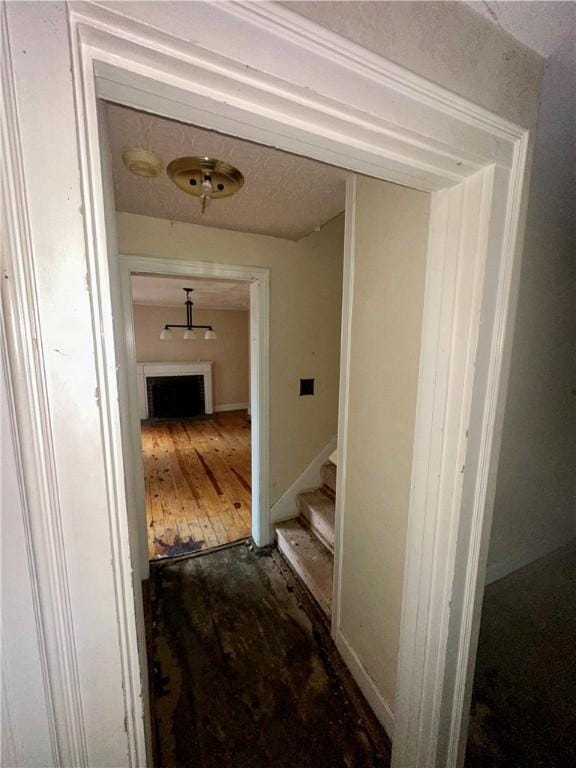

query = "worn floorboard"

[142,411,251,560]
[466,544,576,767]
[149,543,390,768]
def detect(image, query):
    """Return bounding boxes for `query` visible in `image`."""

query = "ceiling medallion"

[167,156,244,214]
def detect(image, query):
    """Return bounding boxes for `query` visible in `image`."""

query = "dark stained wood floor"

[141,411,251,560]
[149,543,391,768]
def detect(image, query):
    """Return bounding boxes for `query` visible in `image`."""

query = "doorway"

[2,4,531,765]
[128,273,253,560]
[96,72,517,761]
[106,93,432,756]
[107,104,360,762]
[109,100,347,569]
[119,256,270,564]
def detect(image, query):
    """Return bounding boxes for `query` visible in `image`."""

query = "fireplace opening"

[146,374,205,419]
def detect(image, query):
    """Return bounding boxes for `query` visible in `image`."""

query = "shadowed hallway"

[466,546,576,767]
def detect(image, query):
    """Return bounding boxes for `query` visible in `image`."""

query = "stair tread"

[321,461,337,494]
[298,489,335,552]
[276,520,333,618]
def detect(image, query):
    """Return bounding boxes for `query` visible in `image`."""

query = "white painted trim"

[213,402,249,413]
[73,0,522,190]
[120,255,270,551]
[4,2,531,765]
[136,361,214,418]
[393,168,497,768]
[439,145,530,768]
[249,277,270,548]
[331,175,357,639]
[271,436,337,524]
[485,533,576,585]
[0,307,58,766]
[336,630,395,739]
[1,7,86,764]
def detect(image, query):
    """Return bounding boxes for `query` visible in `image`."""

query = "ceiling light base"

[167,156,244,200]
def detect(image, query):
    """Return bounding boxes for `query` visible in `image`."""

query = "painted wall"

[133,305,250,408]
[338,176,430,718]
[119,212,344,504]
[480,5,576,582]
[283,1,543,130]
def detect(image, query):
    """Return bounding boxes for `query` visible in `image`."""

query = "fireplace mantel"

[136,361,214,418]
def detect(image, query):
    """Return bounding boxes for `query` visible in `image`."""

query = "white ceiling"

[131,275,250,310]
[106,103,348,241]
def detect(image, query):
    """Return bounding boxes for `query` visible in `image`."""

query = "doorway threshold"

[149,537,252,568]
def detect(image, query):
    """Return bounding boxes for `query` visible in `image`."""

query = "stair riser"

[321,463,337,494]
[298,505,335,552]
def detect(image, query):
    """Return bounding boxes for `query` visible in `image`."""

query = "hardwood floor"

[149,543,391,767]
[142,410,251,560]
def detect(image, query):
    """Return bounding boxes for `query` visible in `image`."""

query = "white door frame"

[119,255,270,566]
[2,3,530,767]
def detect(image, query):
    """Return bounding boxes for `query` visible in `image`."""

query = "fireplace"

[136,362,214,419]
[146,375,205,419]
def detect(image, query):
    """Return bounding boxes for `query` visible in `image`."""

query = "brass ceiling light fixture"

[167,156,244,214]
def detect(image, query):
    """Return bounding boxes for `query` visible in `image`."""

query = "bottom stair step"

[275,519,333,618]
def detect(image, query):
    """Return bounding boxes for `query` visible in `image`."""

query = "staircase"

[275,460,336,619]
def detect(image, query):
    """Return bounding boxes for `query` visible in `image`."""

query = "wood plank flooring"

[149,543,391,767]
[141,410,251,560]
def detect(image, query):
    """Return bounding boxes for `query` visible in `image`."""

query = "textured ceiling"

[131,275,250,311]
[106,103,348,241]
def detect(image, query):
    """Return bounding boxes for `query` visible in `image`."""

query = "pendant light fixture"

[160,288,217,341]
[167,156,244,214]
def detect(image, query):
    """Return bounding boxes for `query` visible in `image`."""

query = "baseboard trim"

[213,402,249,413]
[271,436,337,523]
[485,533,576,585]
[335,629,395,739]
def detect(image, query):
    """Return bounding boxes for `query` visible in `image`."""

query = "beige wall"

[339,176,430,710]
[119,212,344,504]
[133,305,250,408]
[486,10,576,577]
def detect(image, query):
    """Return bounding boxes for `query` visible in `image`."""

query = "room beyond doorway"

[143,412,252,560]
[129,271,256,561]
[121,255,270,560]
